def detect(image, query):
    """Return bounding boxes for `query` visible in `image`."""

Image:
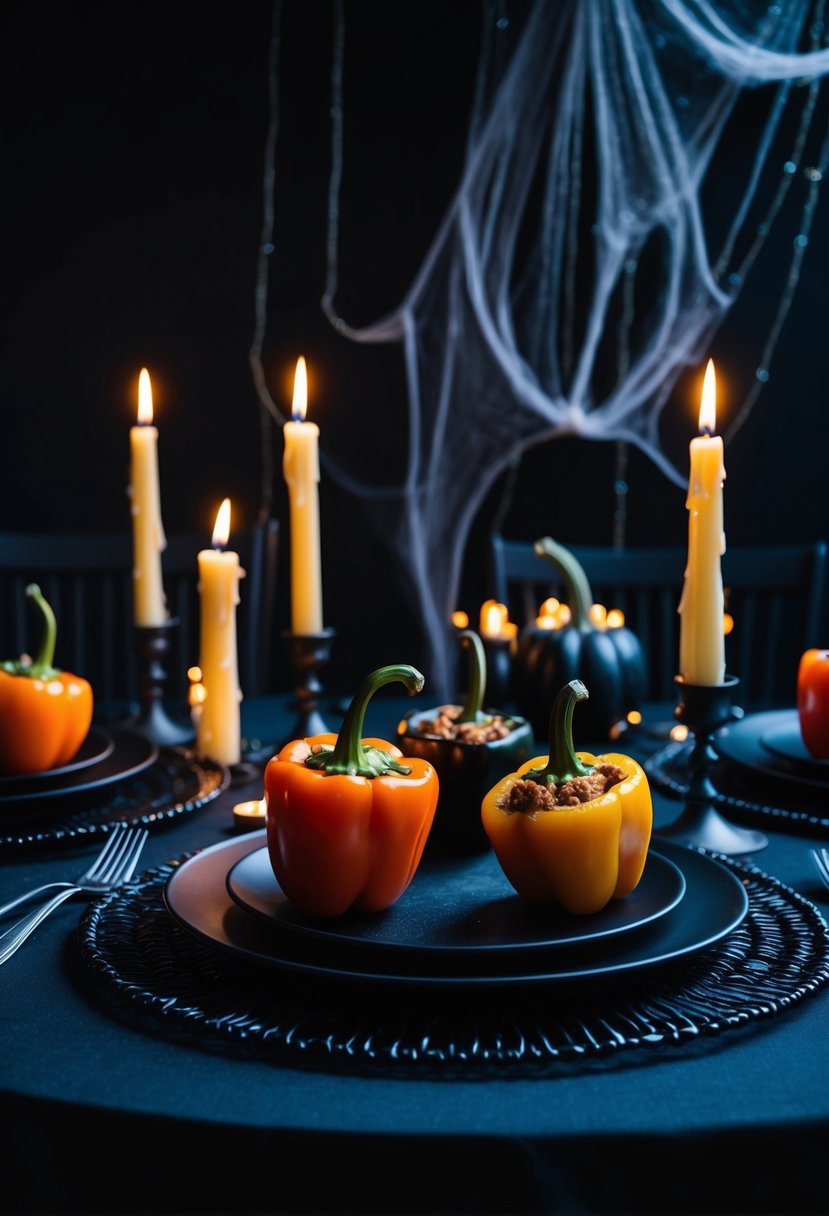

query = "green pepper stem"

[534,536,594,631]
[526,679,593,787]
[311,664,424,777]
[456,629,486,723]
[26,584,59,677]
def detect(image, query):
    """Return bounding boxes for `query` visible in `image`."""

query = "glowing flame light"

[211,498,232,549]
[292,355,308,422]
[479,599,517,639]
[699,358,717,435]
[137,367,153,425]
[536,597,571,630]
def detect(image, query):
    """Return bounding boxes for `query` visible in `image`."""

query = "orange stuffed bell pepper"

[481,679,652,914]
[0,583,93,775]
[264,663,439,919]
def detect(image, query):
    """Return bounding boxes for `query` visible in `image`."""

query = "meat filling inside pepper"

[497,762,627,813]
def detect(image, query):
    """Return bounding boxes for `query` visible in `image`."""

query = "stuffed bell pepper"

[481,679,652,914]
[264,663,439,919]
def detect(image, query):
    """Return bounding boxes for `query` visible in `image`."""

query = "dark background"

[2,0,828,693]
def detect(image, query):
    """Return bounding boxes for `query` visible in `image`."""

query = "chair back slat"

[0,521,279,709]
[489,534,828,707]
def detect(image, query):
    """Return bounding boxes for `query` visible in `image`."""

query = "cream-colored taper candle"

[283,356,323,634]
[678,359,726,686]
[197,498,245,766]
[129,368,168,626]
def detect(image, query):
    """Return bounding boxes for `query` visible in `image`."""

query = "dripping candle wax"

[129,368,168,626]
[196,498,244,765]
[283,356,323,634]
[678,359,726,686]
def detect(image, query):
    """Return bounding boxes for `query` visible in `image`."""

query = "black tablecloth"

[1,694,828,1215]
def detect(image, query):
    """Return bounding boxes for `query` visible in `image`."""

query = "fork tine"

[82,825,129,882]
[809,848,829,889]
[96,828,146,886]
[112,829,149,886]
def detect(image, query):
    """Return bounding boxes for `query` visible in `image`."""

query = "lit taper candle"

[283,356,323,634]
[196,498,245,765]
[129,368,169,626]
[678,359,726,686]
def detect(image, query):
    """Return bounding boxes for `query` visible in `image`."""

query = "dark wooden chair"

[0,519,279,708]
[489,533,828,707]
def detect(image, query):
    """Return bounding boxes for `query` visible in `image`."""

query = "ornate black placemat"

[0,748,229,851]
[646,739,829,836]
[78,851,829,1078]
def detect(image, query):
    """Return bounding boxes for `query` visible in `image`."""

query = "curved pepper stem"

[0,584,61,679]
[456,629,487,723]
[525,679,594,788]
[304,663,424,777]
[534,536,594,631]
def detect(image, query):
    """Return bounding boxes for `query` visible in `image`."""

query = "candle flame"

[292,356,308,422]
[698,358,716,434]
[137,367,153,424]
[480,599,514,638]
[451,610,469,629]
[211,497,231,548]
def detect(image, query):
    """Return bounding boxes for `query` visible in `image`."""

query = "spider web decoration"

[251,0,829,698]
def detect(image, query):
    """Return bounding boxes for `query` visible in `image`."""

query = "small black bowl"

[396,705,534,857]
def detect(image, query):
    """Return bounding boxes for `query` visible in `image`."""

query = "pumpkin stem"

[533,537,594,631]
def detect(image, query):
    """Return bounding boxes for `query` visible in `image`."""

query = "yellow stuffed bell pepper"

[481,679,652,914]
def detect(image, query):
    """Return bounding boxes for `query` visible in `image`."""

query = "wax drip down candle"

[678,359,726,686]
[196,498,245,766]
[129,368,169,626]
[283,356,323,635]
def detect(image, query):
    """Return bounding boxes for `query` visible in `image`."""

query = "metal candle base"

[128,619,195,748]
[656,675,767,855]
[278,627,336,746]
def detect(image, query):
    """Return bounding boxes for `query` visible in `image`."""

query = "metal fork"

[810,846,829,893]
[0,825,149,966]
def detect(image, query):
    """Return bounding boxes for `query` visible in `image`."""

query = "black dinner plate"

[0,727,115,794]
[0,728,158,807]
[226,845,686,957]
[164,833,749,987]
[716,710,829,794]
[761,718,829,777]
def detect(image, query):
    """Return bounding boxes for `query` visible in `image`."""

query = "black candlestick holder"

[128,619,195,748]
[656,674,767,854]
[277,627,336,747]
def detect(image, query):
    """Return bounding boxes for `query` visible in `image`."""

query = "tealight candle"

[232,798,267,834]
[283,356,323,635]
[197,498,245,766]
[678,359,726,686]
[129,368,169,626]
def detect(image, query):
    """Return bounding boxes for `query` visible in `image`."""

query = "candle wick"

[700,425,714,438]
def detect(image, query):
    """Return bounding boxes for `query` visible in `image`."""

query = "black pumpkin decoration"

[513,536,647,742]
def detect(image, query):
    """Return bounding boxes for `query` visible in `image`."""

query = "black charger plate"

[165,832,747,987]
